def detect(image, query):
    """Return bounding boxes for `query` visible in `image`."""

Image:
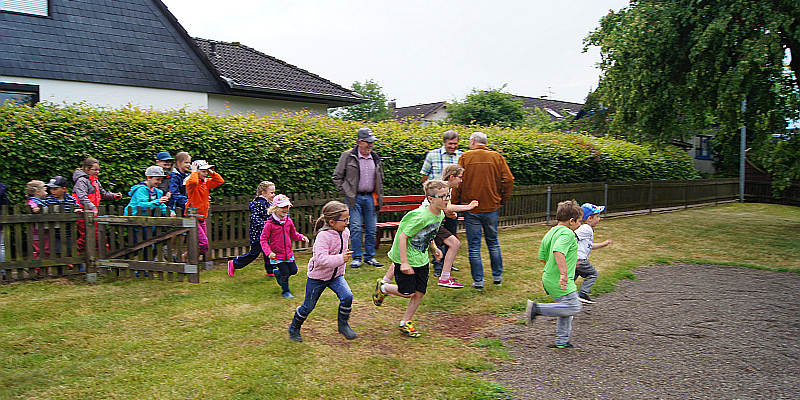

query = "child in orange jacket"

[184,160,224,257]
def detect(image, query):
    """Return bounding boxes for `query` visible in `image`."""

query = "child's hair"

[82,157,99,170]
[174,151,191,164]
[25,180,45,197]
[556,199,583,222]
[314,201,349,234]
[256,181,274,198]
[423,179,449,196]
[441,164,464,182]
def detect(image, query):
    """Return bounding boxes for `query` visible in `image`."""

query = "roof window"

[1,0,49,17]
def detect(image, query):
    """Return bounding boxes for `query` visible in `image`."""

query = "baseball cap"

[272,194,293,208]
[155,151,174,161]
[45,176,69,188]
[193,160,214,170]
[581,203,605,221]
[356,128,377,142]
[145,165,166,177]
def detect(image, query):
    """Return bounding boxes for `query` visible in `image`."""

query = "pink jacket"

[259,215,304,260]
[307,227,350,281]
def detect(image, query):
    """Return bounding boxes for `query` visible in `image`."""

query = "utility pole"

[739,99,746,202]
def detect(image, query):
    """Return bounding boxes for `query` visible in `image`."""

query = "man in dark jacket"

[332,128,385,268]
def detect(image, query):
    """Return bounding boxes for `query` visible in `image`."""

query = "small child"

[372,180,448,338]
[184,160,224,258]
[72,157,122,254]
[124,166,175,218]
[154,152,174,195]
[25,180,49,260]
[574,203,613,304]
[228,181,277,277]
[288,201,356,342]
[525,199,584,349]
[44,176,78,263]
[168,152,192,214]
[259,194,309,299]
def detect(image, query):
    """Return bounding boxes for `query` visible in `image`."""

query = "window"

[695,135,712,160]
[544,108,563,119]
[0,83,39,106]
[1,0,48,17]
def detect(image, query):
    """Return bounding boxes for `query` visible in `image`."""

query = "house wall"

[1,76,208,111]
[207,94,327,117]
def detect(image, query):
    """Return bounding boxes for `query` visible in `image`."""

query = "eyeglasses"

[429,194,451,201]
[335,218,350,223]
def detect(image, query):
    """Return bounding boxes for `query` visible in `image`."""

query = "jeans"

[536,291,583,345]
[575,260,598,295]
[432,216,458,273]
[464,210,503,283]
[296,275,353,318]
[348,194,377,262]
[232,241,269,272]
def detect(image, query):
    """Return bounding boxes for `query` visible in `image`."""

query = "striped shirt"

[420,147,462,180]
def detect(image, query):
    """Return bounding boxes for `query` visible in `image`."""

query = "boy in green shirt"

[526,200,584,348]
[372,180,447,337]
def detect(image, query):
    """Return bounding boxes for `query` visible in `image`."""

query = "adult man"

[451,132,514,289]
[420,130,463,276]
[332,128,386,268]
[420,130,462,182]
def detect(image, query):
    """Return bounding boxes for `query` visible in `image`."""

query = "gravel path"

[486,264,800,400]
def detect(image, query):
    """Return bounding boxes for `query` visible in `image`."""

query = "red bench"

[375,195,425,249]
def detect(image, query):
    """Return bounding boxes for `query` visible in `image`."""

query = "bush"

[0,103,699,204]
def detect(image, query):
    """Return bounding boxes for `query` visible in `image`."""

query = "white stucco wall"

[207,94,327,117]
[1,76,208,111]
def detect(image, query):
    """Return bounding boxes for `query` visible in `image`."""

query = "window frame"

[0,82,40,106]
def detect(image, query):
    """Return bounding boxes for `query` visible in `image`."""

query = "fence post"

[714,179,718,206]
[546,186,551,224]
[649,181,654,214]
[685,181,689,210]
[604,183,608,217]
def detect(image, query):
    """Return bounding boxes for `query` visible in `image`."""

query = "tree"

[329,79,392,122]
[447,87,527,128]
[584,0,799,176]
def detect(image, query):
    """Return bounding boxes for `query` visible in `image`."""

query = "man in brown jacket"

[451,132,514,289]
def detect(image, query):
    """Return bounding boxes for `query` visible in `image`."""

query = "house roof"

[193,38,364,107]
[2,0,224,93]
[393,101,447,121]
[512,95,584,120]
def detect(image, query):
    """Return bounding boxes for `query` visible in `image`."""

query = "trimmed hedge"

[0,103,699,204]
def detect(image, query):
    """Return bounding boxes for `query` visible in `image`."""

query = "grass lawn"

[1,203,798,399]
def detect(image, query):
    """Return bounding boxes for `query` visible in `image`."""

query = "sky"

[161,0,631,107]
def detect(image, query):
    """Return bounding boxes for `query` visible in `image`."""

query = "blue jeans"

[348,194,377,261]
[296,275,353,318]
[464,210,503,284]
[232,241,269,272]
[432,216,458,272]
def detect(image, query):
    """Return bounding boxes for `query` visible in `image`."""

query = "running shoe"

[227,259,235,277]
[372,278,387,306]
[398,321,421,338]
[437,277,464,288]
[364,258,384,268]
[578,292,596,304]
[525,300,539,326]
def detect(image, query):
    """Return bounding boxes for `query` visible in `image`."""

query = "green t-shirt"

[538,225,578,297]
[388,206,444,267]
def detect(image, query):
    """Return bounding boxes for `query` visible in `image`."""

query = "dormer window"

[1,0,49,17]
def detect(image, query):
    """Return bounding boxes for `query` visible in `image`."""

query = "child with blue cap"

[573,203,614,304]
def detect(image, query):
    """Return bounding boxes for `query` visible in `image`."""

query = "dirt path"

[485,264,800,400]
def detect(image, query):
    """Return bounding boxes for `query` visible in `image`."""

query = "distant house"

[1,0,364,116]
[391,95,584,125]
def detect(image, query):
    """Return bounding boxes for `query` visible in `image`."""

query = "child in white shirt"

[574,203,613,304]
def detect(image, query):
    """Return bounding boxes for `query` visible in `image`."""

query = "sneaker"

[281,291,295,299]
[451,266,460,272]
[493,276,504,286]
[438,277,464,288]
[525,300,539,325]
[471,281,484,289]
[433,270,442,277]
[551,342,574,349]
[266,270,275,277]
[227,260,235,277]
[372,278,387,306]
[578,292,596,304]
[350,260,362,268]
[398,321,421,338]
[364,258,384,268]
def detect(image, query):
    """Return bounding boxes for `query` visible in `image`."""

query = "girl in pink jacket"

[288,201,356,342]
[259,194,308,299]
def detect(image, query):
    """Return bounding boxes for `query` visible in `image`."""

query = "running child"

[228,181,276,276]
[25,180,49,261]
[184,159,224,259]
[525,199,584,349]
[372,179,447,338]
[168,152,192,215]
[288,201,356,342]
[259,194,309,299]
[573,203,613,304]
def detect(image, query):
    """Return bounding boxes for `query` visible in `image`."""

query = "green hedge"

[0,103,699,205]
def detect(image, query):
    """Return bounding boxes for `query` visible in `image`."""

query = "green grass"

[1,203,798,399]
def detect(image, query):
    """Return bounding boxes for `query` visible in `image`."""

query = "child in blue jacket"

[228,181,276,277]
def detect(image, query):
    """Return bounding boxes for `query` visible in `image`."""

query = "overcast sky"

[162,0,631,107]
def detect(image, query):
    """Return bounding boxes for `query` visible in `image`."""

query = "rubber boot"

[337,306,358,340]
[277,272,292,298]
[288,312,306,342]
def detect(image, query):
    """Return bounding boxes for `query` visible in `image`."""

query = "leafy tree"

[329,79,392,122]
[584,0,799,176]
[447,87,527,128]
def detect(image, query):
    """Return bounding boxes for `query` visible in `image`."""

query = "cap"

[45,176,69,188]
[145,165,166,177]
[155,151,174,161]
[272,194,292,208]
[356,128,377,142]
[581,203,606,221]
[193,160,214,170]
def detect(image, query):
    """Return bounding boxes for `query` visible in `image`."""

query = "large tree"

[447,88,527,128]
[329,79,393,122]
[585,0,799,174]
